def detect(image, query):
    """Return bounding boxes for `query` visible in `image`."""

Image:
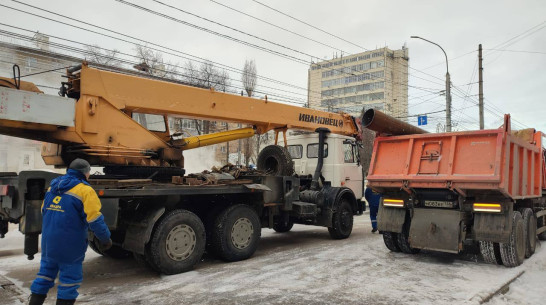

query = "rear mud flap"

[473,211,511,243]
[377,204,406,233]
[409,209,464,253]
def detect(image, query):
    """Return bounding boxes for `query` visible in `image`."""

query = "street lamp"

[410,36,452,132]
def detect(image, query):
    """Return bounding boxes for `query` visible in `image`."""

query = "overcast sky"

[1,0,545,132]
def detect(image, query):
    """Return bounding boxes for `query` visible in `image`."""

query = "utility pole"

[478,44,484,130]
[446,71,452,132]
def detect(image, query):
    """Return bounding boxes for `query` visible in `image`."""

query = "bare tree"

[134,45,179,78]
[242,59,261,164]
[85,45,122,67]
[242,59,257,97]
[217,69,231,92]
[183,61,200,85]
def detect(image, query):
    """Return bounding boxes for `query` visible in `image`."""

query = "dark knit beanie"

[69,158,91,175]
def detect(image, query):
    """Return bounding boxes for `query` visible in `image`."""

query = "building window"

[25,57,37,72]
[321,61,385,87]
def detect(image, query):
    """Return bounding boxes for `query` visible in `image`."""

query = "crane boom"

[0,63,361,168]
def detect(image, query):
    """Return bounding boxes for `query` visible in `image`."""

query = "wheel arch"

[122,206,166,255]
[328,187,358,214]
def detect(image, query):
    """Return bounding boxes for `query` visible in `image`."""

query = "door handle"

[345,177,350,180]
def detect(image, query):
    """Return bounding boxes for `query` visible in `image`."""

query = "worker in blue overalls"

[364,184,382,233]
[28,159,112,305]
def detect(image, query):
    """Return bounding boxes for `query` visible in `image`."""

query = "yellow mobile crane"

[0,63,409,274]
[0,63,358,171]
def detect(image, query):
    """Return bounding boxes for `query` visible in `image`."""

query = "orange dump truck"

[365,110,546,267]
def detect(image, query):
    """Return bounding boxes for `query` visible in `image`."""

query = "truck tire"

[257,145,294,176]
[204,205,227,253]
[383,232,401,252]
[397,220,420,254]
[147,209,206,275]
[328,198,354,239]
[273,219,294,233]
[479,241,503,265]
[538,215,546,241]
[521,208,537,258]
[500,211,525,267]
[210,204,261,262]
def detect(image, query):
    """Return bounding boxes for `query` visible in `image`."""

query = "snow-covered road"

[1,215,544,305]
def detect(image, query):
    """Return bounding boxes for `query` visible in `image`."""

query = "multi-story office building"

[308,47,409,120]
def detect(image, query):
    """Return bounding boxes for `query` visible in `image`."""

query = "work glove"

[95,237,113,252]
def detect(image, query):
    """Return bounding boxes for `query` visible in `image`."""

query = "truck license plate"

[424,200,455,208]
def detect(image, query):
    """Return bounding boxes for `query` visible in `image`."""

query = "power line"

[0,3,372,110]
[0,24,310,103]
[122,1,432,97]
[0,29,310,105]
[489,20,546,50]
[8,0,445,100]
[485,49,546,55]
[395,109,445,119]
[252,0,367,52]
[4,1,313,94]
[20,65,73,78]
[114,0,309,65]
[14,0,413,108]
[6,0,451,116]
[485,20,546,64]
[419,49,477,71]
[152,0,322,61]
[209,0,347,55]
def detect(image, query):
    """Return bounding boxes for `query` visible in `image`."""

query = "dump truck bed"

[367,116,545,199]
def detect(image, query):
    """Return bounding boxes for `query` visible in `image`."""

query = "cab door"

[342,140,363,199]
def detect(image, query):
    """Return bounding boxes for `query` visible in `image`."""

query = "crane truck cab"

[281,133,363,200]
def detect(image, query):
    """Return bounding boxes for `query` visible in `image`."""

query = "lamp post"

[410,36,452,132]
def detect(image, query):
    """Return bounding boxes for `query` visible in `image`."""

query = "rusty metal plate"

[409,208,463,253]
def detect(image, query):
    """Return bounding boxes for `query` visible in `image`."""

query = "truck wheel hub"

[231,218,253,249]
[166,224,196,261]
